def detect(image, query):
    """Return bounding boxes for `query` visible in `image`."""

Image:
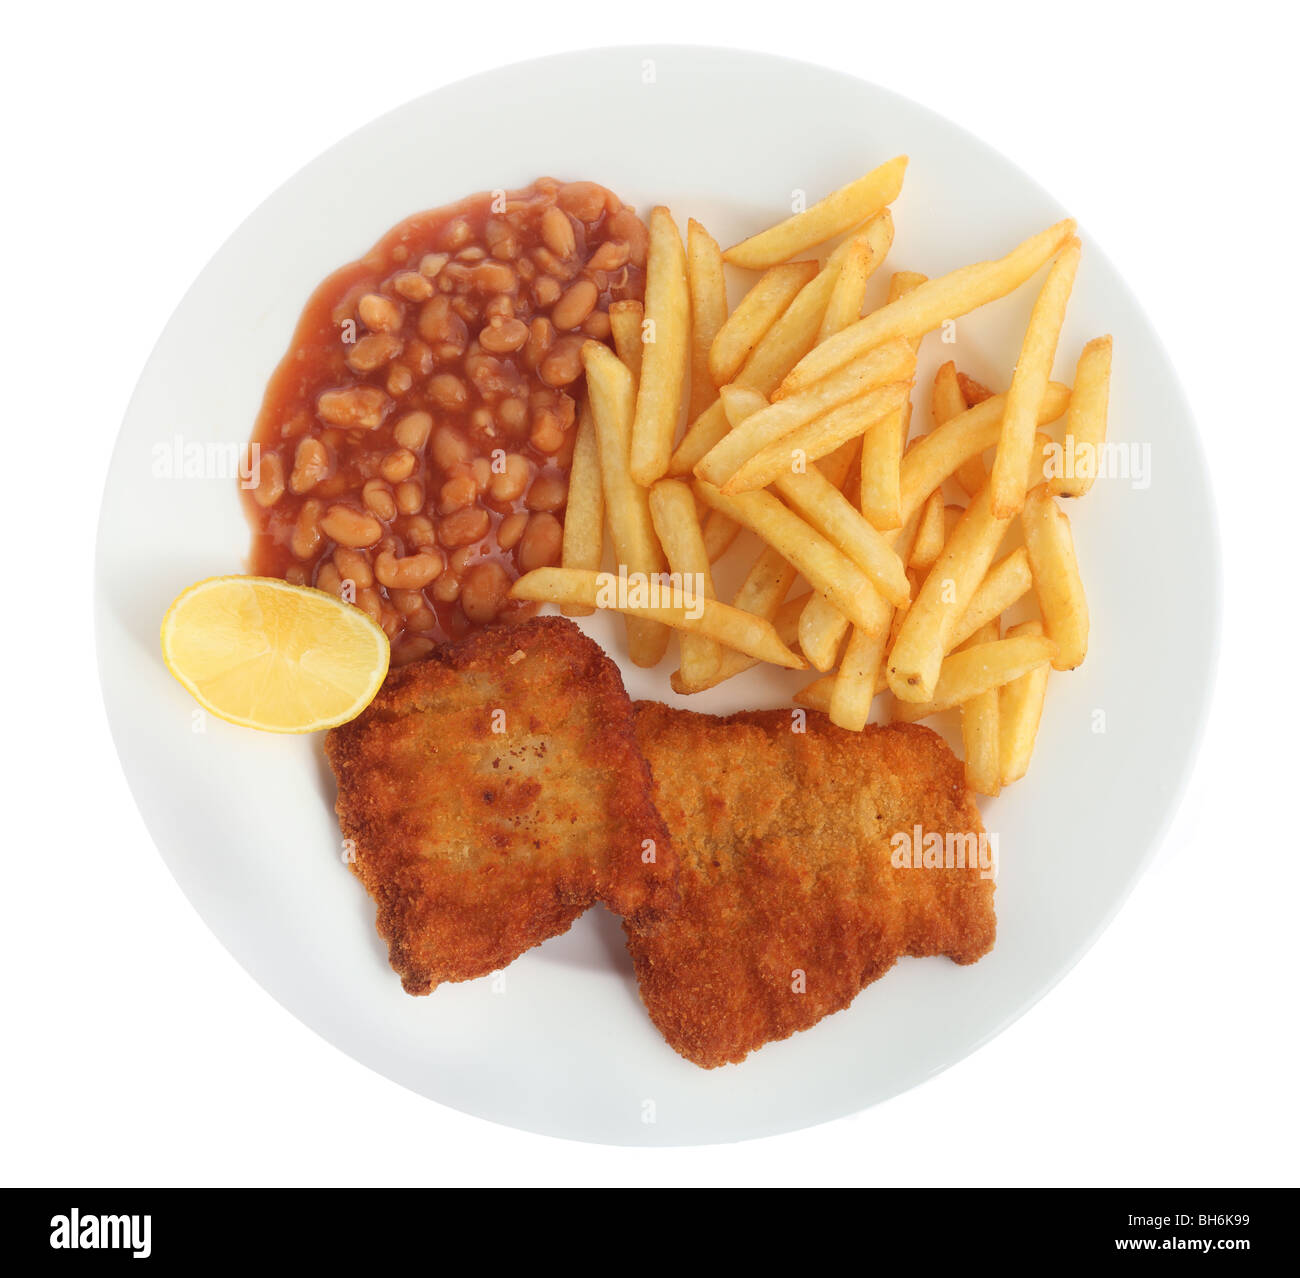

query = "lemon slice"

[160,575,391,733]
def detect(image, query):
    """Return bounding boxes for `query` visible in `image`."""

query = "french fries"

[557,162,1106,799]
[1021,483,1089,670]
[891,632,1057,722]
[933,361,986,497]
[672,592,810,694]
[686,219,727,420]
[897,383,1071,526]
[724,381,912,494]
[775,218,1076,399]
[559,401,603,617]
[697,338,915,489]
[723,155,908,269]
[709,261,817,386]
[948,547,1032,652]
[887,483,1013,702]
[1050,335,1112,498]
[775,465,910,606]
[629,207,690,486]
[858,271,926,529]
[581,340,670,666]
[989,239,1081,517]
[648,478,722,686]
[999,620,1051,785]
[510,568,804,669]
[696,481,888,634]
[817,210,894,339]
[909,489,947,570]
[827,507,923,730]
[959,622,1002,797]
[609,300,645,379]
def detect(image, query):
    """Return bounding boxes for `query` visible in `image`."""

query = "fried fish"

[325,618,675,994]
[626,703,995,1067]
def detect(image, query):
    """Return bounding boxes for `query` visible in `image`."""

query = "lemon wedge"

[160,575,390,733]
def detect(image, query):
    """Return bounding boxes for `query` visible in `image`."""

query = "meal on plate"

[162,158,1110,1067]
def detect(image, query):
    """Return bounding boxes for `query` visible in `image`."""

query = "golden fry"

[776,218,1077,398]
[892,633,1057,721]
[817,210,894,340]
[686,219,728,420]
[999,619,1051,785]
[697,337,915,489]
[648,479,722,686]
[887,483,1012,702]
[581,341,669,666]
[989,239,1081,517]
[709,261,817,387]
[948,546,1032,652]
[629,207,690,486]
[723,156,908,269]
[1021,483,1089,670]
[609,300,645,381]
[559,401,603,617]
[959,621,1002,797]
[1049,335,1113,498]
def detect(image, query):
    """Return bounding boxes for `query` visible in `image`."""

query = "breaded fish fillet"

[626,704,995,1068]
[325,618,675,994]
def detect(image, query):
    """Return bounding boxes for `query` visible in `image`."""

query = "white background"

[3,0,1296,1187]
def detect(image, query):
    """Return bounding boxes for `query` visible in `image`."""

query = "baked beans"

[244,180,644,652]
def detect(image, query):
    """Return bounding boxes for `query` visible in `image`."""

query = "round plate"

[95,45,1219,1145]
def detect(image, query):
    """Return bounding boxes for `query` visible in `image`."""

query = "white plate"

[95,46,1219,1145]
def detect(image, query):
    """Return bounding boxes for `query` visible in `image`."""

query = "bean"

[588,240,630,272]
[473,260,516,293]
[251,451,284,507]
[400,514,437,548]
[393,410,432,451]
[438,506,490,547]
[320,504,383,548]
[358,293,403,333]
[432,572,461,603]
[395,480,424,516]
[439,217,472,250]
[315,563,342,595]
[333,547,374,589]
[558,181,607,222]
[551,279,598,331]
[607,208,649,266]
[393,271,433,301]
[317,386,390,430]
[479,317,529,354]
[346,332,403,372]
[386,366,413,396]
[526,472,568,513]
[539,336,585,387]
[419,253,449,278]
[439,471,478,513]
[517,512,563,572]
[431,426,470,470]
[374,549,442,590]
[289,437,331,493]
[529,408,565,454]
[498,397,528,435]
[489,453,530,503]
[582,309,612,340]
[380,449,416,483]
[362,479,397,522]
[534,275,562,308]
[460,561,512,624]
[290,500,324,559]
[497,510,528,551]
[541,206,577,258]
